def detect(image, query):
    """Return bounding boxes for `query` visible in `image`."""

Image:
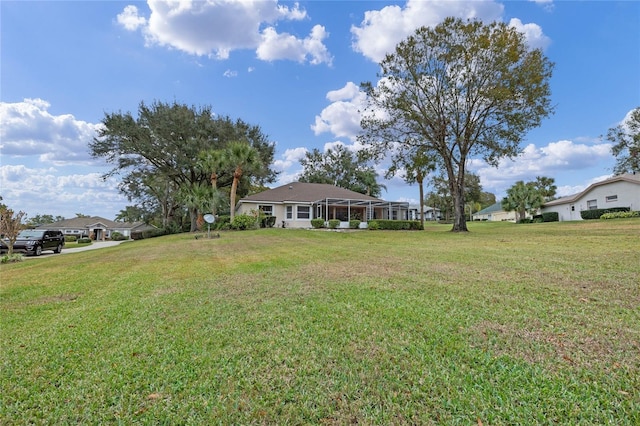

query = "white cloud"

[508,18,551,50]
[223,69,238,78]
[257,25,332,65]
[0,98,101,166]
[351,0,504,63]
[117,0,330,64]
[0,165,126,218]
[273,147,308,170]
[311,82,366,141]
[351,0,549,63]
[117,5,147,31]
[469,140,614,197]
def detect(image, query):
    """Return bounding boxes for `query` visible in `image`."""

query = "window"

[606,195,618,202]
[571,205,575,211]
[587,199,597,210]
[259,205,273,216]
[297,206,310,219]
[286,206,293,219]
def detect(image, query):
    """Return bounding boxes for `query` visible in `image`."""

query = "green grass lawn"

[1,220,639,424]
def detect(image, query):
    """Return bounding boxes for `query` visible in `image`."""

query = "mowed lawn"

[1,220,639,424]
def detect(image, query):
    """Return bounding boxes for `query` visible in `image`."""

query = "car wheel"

[54,243,63,253]
[34,245,42,256]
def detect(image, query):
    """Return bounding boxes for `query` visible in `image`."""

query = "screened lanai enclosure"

[313,198,410,222]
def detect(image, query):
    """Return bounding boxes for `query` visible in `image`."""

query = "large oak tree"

[359,17,554,231]
[90,101,276,231]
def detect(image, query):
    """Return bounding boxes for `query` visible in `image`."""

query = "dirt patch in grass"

[469,320,640,371]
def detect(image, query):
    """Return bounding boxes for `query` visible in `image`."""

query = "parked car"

[3,229,65,256]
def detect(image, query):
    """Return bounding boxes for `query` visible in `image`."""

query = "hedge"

[531,212,559,223]
[580,207,629,220]
[600,211,640,220]
[328,219,340,229]
[367,220,422,230]
[131,228,167,240]
[311,218,325,229]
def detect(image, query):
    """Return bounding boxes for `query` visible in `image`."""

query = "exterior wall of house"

[473,210,518,222]
[543,181,640,221]
[236,202,313,228]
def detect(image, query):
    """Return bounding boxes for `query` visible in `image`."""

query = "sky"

[1,0,638,220]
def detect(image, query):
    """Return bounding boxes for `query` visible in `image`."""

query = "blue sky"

[1,0,638,220]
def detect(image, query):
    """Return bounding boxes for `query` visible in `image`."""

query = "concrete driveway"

[61,240,129,254]
[18,240,129,259]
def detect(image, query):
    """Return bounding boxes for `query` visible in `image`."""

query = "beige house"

[236,182,410,229]
[542,173,640,221]
[37,216,155,240]
[472,202,518,222]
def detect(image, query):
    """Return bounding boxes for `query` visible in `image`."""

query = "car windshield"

[17,230,45,239]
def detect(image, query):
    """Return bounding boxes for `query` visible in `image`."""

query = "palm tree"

[198,149,225,216]
[501,181,543,223]
[226,141,261,220]
[179,182,214,232]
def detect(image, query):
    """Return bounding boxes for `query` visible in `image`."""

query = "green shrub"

[110,231,129,241]
[600,211,640,220]
[542,212,559,222]
[311,218,325,229]
[328,219,340,229]
[214,215,231,230]
[77,237,92,244]
[231,214,259,230]
[130,228,166,240]
[1,254,23,264]
[64,235,77,242]
[518,218,533,224]
[367,221,380,230]
[260,216,277,228]
[580,207,629,220]
[349,220,361,229]
[367,220,422,230]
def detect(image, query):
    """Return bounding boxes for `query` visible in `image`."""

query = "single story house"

[472,202,519,222]
[541,173,640,221]
[236,182,410,229]
[408,204,441,221]
[36,216,155,240]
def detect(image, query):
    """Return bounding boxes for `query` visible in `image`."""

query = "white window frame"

[286,206,293,219]
[259,205,273,216]
[605,195,618,202]
[587,199,597,210]
[296,205,310,219]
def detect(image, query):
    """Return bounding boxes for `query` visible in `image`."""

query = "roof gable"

[239,182,384,203]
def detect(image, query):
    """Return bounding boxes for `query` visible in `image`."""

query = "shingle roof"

[474,202,504,215]
[239,182,385,203]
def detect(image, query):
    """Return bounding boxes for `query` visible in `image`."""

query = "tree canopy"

[607,107,640,175]
[90,101,277,231]
[359,17,554,232]
[501,177,555,222]
[298,145,386,197]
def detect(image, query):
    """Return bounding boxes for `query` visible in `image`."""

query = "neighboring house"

[542,173,640,221]
[236,182,410,229]
[36,216,155,240]
[472,202,519,222]
[408,204,441,221]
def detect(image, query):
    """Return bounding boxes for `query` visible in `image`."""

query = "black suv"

[8,229,65,256]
